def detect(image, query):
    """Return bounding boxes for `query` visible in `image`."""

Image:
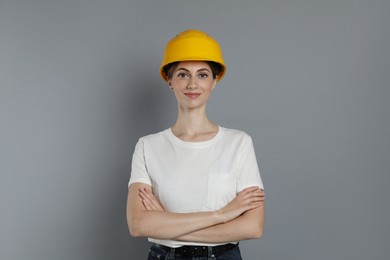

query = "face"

[168,61,217,110]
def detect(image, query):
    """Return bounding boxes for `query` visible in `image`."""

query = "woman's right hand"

[218,186,264,223]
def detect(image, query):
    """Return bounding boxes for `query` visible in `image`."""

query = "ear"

[211,79,217,90]
[168,81,173,90]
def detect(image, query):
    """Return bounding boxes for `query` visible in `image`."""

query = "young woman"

[127,29,265,260]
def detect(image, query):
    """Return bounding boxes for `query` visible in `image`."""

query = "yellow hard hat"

[160,29,226,82]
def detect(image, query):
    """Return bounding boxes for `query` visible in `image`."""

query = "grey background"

[1,0,389,259]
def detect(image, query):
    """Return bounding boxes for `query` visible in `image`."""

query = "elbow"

[254,220,264,239]
[127,217,145,238]
[129,224,147,238]
[252,227,263,239]
[246,224,263,240]
[129,227,142,238]
[248,209,264,239]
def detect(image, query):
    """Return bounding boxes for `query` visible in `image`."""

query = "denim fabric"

[147,243,242,260]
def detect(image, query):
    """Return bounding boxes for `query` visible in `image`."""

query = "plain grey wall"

[1,0,389,259]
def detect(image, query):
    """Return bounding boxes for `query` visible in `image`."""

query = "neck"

[172,106,216,135]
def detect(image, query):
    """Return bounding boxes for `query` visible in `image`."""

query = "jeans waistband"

[153,242,238,257]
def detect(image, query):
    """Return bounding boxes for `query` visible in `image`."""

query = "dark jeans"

[147,243,242,260]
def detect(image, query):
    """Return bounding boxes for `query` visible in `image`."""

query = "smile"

[184,93,201,99]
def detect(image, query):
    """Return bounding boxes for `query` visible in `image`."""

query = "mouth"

[184,93,201,99]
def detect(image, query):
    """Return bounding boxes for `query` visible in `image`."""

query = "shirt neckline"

[166,125,224,148]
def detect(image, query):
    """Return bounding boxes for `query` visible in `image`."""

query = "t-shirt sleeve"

[128,139,152,187]
[235,135,264,192]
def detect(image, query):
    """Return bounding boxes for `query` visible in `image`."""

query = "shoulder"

[137,129,169,144]
[220,126,253,142]
[219,126,255,151]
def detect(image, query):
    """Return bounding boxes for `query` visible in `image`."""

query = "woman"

[127,29,265,260]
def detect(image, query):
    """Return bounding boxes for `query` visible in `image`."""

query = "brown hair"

[163,61,223,81]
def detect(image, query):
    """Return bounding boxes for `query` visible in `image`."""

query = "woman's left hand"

[139,188,165,211]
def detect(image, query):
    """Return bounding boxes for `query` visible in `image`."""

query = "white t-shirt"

[129,126,263,247]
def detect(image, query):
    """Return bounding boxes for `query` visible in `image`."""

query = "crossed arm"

[126,182,265,243]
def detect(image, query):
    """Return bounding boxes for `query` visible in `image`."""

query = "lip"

[184,92,201,99]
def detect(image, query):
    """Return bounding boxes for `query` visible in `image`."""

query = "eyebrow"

[176,67,211,73]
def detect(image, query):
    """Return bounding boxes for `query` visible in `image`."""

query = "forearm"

[128,183,264,241]
[127,184,225,239]
[129,209,223,239]
[175,206,264,243]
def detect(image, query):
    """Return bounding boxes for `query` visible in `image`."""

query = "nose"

[186,76,197,90]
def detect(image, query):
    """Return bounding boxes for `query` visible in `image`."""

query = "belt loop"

[207,246,215,260]
[166,248,175,260]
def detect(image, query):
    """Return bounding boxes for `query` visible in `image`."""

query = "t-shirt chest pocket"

[207,171,237,210]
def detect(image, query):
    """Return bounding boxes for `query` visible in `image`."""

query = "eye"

[177,72,189,78]
[198,73,209,78]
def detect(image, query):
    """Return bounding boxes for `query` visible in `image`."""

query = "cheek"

[171,80,187,89]
[204,83,215,92]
